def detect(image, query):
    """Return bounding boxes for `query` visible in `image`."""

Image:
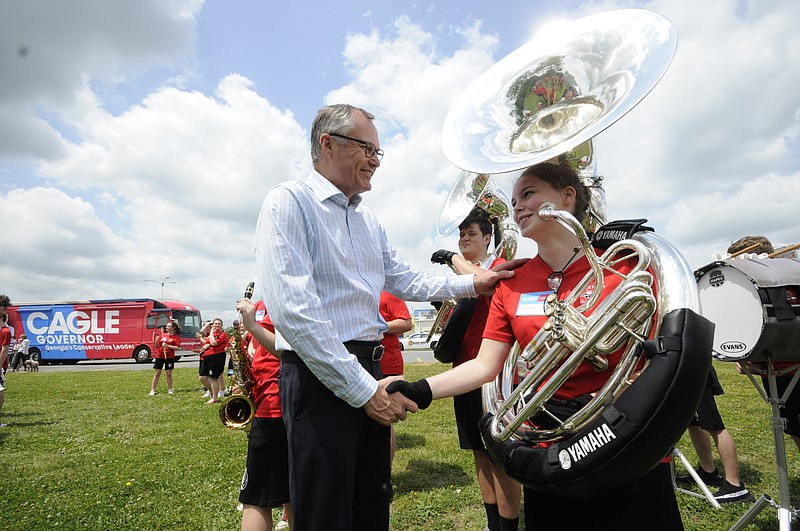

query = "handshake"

[364,378,434,427]
[386,379,433,409]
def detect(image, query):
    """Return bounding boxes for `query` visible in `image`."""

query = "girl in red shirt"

[199,318,229,404]
[378,290,412,465]
[236,298,293,531]
[391,162,682,530]
[149,321,181,396]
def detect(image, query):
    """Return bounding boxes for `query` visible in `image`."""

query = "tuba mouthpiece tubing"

[537,202,558,220]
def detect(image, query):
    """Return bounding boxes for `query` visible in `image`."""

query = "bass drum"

[696,258,800,362]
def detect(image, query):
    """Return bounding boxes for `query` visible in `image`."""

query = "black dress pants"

[280,350,391,531]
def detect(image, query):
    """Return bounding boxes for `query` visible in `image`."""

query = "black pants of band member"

[522,461,684,531]
[280,350,391,531]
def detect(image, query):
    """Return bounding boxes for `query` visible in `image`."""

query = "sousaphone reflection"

[440,9,714,498]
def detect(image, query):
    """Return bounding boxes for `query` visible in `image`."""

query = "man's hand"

[236,298,260,333]
[473,258,530,296]
[363,376,419,426]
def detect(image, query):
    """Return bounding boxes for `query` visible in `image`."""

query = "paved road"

[33,355,202,372]
[402,347,436,364]
[32,348,436,372]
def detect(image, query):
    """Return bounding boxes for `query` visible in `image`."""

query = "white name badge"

[516,291,553,316]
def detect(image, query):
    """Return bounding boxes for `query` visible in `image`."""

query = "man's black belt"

[344,340,384,361]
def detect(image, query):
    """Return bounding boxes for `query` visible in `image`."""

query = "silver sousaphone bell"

[437,171,518,259]
[441,8,678,235]
[441,9,677,175]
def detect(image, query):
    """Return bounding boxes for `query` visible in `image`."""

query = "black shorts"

[523,462,683,530]
[239,417,290,508]
[199,352,226,378]
[689,366,725,431]
[153,358,176,371]
[763,375,800,437]
[454,388,485,450]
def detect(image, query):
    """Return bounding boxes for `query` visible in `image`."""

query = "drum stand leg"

[671,447,721,509]
[730,365,799,531]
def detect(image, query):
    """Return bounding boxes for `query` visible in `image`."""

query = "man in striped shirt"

[255,104,521,531]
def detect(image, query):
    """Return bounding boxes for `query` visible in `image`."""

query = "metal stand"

[671,446,722,509]
[730,362,800,531]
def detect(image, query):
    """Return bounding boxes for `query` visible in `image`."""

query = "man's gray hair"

[310,104,375,164]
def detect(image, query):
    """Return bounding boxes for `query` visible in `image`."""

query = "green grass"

[1,362,798,530]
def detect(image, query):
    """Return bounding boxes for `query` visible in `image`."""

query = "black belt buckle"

[371,345,384,362]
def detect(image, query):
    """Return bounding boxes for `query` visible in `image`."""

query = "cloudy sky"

[1,0,797,324]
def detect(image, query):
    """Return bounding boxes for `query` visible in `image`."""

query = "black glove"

[386,379,433,410]
[431,249,456,265]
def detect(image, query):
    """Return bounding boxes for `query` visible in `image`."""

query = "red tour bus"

[6,298,203,364]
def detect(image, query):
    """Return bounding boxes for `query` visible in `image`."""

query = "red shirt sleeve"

[455,257,506,366]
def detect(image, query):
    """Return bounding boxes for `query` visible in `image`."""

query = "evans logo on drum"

[709,270,725,288]
[720,341,747,354]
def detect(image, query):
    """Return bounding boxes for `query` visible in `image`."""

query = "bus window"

[147,312,171,329]
[173,310,201,335]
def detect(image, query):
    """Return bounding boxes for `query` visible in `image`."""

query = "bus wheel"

[133,346,152,364]
[29,348,42,364]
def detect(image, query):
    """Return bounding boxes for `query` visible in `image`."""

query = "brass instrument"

[440,9,715,497]
[219,282,256,431]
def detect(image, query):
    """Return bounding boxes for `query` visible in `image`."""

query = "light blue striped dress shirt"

[255,170,477,408]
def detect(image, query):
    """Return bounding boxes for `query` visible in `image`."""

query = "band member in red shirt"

[198,318,229,404]
[378,290,412,463]
[430,208,520,531]
[390,162,683,530]
[149,321,182,396]
[0,294,11,426]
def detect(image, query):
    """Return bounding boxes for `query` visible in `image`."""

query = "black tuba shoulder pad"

[591,219,654,250]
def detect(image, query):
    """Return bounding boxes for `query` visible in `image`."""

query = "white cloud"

[2,69,310,316]
[589,0,800,268]
[0,0,201,159]
[327,17,500,269]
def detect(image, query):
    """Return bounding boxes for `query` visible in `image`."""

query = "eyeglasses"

[328,133,384,160]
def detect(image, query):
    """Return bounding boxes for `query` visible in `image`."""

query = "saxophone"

[219,282,256,430]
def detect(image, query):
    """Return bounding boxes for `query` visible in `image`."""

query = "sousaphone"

[440,9,714,498]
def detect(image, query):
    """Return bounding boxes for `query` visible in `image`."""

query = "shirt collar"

[308,169,363,208]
